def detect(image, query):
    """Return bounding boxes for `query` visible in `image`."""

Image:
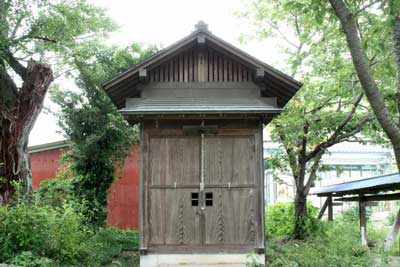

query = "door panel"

[147,134,258,249]
[204,136,256,185]
[203,188,257,245]
[149,189,202,245]
[149,137,200,185]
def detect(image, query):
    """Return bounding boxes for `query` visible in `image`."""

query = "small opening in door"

[191,192,199,206]
[205,192,213,206]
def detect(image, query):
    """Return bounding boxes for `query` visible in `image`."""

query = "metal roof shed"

[310,173,400,250]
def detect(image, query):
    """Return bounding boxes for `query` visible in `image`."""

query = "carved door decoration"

[148,134,257,249]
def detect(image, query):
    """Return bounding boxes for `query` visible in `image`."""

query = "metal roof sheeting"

[120,97,282,114]
[309,173,400,196]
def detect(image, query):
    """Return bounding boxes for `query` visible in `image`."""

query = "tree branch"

[306,93,366,161]
[0,64,18,107]
[304,151,324,194]
[354,0,380,17]
[2,49,27,80]
[277,127,299,187]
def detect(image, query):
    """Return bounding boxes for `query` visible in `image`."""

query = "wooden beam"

[328,195,333,221]
[384,207,400,251]
[139,68,147,79]
[359,194,367,246]
[318,197,329,220]
[335,193,400,202]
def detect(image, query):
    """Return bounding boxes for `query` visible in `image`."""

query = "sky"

[29,0,286,146]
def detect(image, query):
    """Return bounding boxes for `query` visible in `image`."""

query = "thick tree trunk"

[329,0,400,170]
[292,188,308,239]
[0,60,53,204]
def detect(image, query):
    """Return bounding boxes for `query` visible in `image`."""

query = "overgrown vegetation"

[265,222,371,267]
[265,202,399,267]
[0,180,139,267]
[266,202,319,238]
[50,42,157,226]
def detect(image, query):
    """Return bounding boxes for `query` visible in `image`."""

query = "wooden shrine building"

[103,21,301,266]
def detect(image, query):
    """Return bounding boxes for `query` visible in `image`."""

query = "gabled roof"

[102,22,302,109]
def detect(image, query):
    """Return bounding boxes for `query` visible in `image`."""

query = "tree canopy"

[0,0,115,202]
[239,0,394,238]
[51,42,158,225]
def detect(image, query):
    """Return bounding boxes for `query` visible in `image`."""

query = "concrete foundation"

[140,253,265,267]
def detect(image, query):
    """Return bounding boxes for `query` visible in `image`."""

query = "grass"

[265,218,400,267]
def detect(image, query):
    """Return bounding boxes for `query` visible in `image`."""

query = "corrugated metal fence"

[30,145,139,230]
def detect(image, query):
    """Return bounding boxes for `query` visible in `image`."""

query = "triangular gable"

[103,22,302,109]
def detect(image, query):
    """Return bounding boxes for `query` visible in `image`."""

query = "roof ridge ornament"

[194,20,210,33]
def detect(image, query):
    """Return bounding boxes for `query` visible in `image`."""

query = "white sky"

[29,0,286,146]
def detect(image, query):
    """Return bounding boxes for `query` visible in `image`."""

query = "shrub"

[266,202,319,237]
[265,220,371,267]
[8,251,55,267]
[0,199,89,265]
[0,180,140,266]
[81,227,139,265]
[36,176,75,208]
[340,206,372,223]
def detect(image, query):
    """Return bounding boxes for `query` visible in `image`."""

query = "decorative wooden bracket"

[255,68,264,82]
[139,68,147,79]
[197,34,206,45]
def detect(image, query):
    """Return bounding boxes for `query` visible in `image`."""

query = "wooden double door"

[146,133,261,251]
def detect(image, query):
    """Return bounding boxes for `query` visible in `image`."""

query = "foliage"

[0,183,139,266]
[0,196,89,265]
[82,227,139,265]
[1,0,116,74]
[0,0,117,201]
[50,41,157,226]
[8,251,55,267]
[246,253,265,267]
[239,0,390,238]
[340,206,372,223]
[51,86,134,226]
[266,202,319,238]
[35,172,75,208]
[265,220,372,267]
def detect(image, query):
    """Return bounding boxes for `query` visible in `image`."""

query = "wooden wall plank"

[198,51,205,82]
[213,52,218,82]
[179,54,183,82]
[146,47,256,83]
[193,49,198,81]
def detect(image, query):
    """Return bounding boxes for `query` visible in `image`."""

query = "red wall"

[30,145,140,229]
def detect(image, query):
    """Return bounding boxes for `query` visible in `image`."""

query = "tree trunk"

[0,60,53,204]
[292,188,308,239]
[384,207,400,250]
[329,0,400,170]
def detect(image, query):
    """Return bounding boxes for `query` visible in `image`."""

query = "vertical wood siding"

[148,47,253,83]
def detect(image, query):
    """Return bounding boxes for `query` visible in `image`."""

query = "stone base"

[140,253,265,267]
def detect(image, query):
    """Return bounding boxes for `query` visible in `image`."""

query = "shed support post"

[359,194,367,246]
[327,195,333,221]
[384,207,400,251]
[318,197,329,220]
